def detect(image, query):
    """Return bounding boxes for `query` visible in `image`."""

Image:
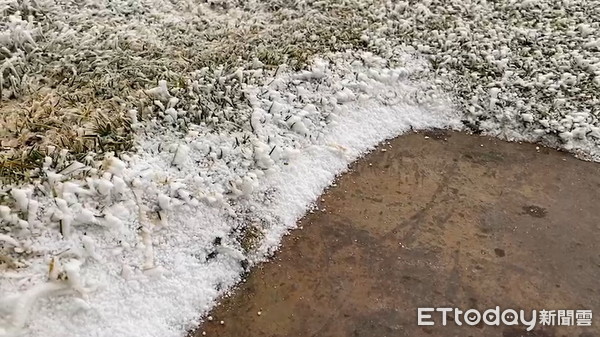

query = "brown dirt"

[192,131,600,337]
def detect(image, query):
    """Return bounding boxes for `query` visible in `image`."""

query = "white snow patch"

[0,52,459,337]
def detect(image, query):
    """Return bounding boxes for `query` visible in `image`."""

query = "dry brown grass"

[0,89,133,184]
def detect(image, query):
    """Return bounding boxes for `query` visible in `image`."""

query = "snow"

[0,234,18,247]
[1,0,599,336]
[0,52,459,337]
[8,190,27,212]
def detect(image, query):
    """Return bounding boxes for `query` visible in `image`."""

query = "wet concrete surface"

[192,131,600,337]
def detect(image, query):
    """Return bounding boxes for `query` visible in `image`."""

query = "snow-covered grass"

[0,0,373,183]
[0,51,459,337]
[0,0,599,336]
[369,0,600,157]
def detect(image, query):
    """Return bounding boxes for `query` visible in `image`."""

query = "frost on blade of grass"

[0,0,599,336]
[0,256,93,335]
[0,48,457,337]
[367,0,600,157]
[0,0,377,183]
[2,0,599,183]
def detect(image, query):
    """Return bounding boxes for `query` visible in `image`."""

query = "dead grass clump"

[0,90,133,184]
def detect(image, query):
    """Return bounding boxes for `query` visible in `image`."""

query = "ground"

[1,1,600,336]
[196,131,600,337]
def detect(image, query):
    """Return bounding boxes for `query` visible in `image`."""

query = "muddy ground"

[192,131,600,337]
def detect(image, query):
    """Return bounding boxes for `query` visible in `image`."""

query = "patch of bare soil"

[194,131,600,337]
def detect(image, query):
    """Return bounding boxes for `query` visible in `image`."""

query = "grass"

[0,0,382,184]
[0,91,133,184]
